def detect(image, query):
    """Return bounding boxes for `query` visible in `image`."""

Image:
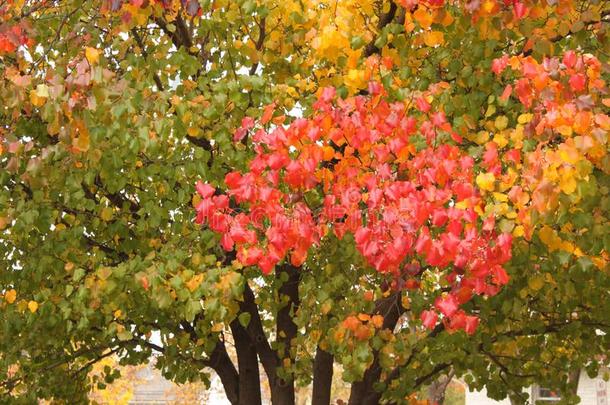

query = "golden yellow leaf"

[413,7,433,29]
[493,133,509,148]
[517,113,533,124]
[29,89,47,107]
[5,289,16,304]
[513,225,525,237]
[85,47,100,65]
[186,274,203,292]
[539,225,562,251]
[28,300,38,313]
[559,176,577,194]
[187,127,200,137]
[423,31,444,47]
[476,172,496,192]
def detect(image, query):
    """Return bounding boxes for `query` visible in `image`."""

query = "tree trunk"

[270,264,300,405]
[230,320,262,405]
[312,347,334,405]
[208,340,240,405]
[348,293,405,405]
[568,368,581,396]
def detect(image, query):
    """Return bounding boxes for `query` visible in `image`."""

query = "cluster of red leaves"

[0,23,33,55]
[494,52,609,216]
[195,86,514,333]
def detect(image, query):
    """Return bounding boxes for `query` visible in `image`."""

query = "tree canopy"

[0,0,608,404]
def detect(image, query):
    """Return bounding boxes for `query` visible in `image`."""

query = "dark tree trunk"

[348,293,405,405]
[230,320,262,405]
[208,340,240,405]
[312,347,334,405]
[270,264,300,405]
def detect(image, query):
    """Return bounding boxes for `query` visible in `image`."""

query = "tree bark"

[208,340,240,405]
[239,282,278,379]
[348,292,405,405]
[230,320,262,405]
[270,264,300,405]
[427,370,455,404]
[568,368,581,395]
[312,347,334,405]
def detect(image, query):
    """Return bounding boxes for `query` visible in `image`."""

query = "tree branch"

[363,2,398,57]
[348,291,405,405]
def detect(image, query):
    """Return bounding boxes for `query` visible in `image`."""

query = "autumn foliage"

[195,84,516,335]
[0,0,608,404]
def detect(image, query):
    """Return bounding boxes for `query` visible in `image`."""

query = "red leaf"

[491,55,508,76]
[435,294,459,317]
[513,2,528,19]
[464,315,479,335]
[562,51,577,69]
[569,73,586,92]
[499,84,512,102]
[196,181,215,198]
[261,103,276,125]
[415,97,431,113]
[421,310,438,330]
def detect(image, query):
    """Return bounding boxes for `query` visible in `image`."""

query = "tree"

[0,0,608,404]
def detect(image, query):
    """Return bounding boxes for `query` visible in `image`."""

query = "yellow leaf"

[28,300,38,313]
[539,225,562,251]
[513,225,525,237]
[493,192,508,202]
[493,133,509,148]
[423,31,444,47]
[528,275,544,291]
[476,172,496,192]
[100,207,113,222]
[559,168,577,194]
[29,90,47,107]
[559,177,577,194]
[5,289,16,304]
[494,115,508,130]
[413,7,433,29]
[187,127,200,137]
[35,84,49,98]
[557,125,573,137]
[345,69,366,90]
[482,0,495,13]
[485,104,496,117]
[186,274,204,292]
[85,47,100,65]
[517,113,533,124]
